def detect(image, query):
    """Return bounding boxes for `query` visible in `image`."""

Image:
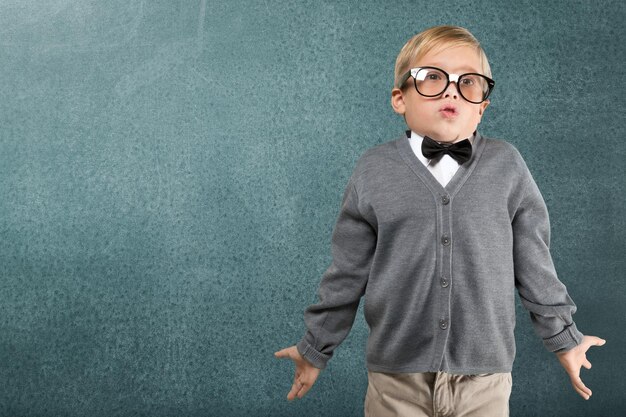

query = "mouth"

[439,104,458,118]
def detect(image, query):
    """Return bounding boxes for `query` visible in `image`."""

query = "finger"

[288,380,303,401]
[296,381,312,399]
[572,383,591,400]
[287,371,302,401]
[572,376,592,397]
[287,384,297,401]
[583,359,592,369]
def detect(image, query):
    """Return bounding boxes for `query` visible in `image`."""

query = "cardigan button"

[441,235,450,245]
[440,319,448,330]
[441,277,449,287]
[441,195,450,205]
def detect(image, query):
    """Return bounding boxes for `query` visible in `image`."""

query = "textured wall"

[0,0,623,416]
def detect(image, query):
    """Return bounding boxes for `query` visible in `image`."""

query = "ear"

[478,99,490,116]
[391,88,406,115]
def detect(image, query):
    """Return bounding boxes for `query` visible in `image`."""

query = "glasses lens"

[414,68,448,96]
[459,74,490,103]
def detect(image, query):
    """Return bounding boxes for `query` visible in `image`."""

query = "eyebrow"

[425,63,481,73]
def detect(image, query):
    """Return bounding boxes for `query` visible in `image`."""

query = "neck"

[418,131,474,144]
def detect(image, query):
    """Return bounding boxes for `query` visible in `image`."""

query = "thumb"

[582,335,606,348]
[275,346,299,360]
[594,337,607,346]
[274,348,291,359]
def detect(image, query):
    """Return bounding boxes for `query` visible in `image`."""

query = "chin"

[431,131,461,142]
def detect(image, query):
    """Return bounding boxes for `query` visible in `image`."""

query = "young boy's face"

[391,44,490,143]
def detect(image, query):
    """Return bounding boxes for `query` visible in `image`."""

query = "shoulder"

[351,132,406,179]
[482,135,524,160]
[480,134,531,175]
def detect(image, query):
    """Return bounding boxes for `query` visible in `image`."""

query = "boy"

[275,25,606,416]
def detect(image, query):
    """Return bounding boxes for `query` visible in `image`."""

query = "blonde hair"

[393,25,492,90]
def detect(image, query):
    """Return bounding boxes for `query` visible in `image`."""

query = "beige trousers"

[364,370,512,417]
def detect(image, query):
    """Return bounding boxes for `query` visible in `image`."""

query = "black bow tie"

[421,135,473,165]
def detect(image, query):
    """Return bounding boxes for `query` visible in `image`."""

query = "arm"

[512,172,584,352]
[512,170,606,400]
[296,174,377,370]
[275,173,376,400]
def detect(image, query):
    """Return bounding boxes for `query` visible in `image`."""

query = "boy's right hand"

[274,345,321,401]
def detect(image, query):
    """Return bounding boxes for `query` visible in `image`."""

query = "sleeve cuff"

[543,322,584,352]
[296,339,330,370]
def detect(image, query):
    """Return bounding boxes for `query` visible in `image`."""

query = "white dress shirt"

[407,130,475,187]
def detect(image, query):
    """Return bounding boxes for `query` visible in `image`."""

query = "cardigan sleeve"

[296,174,377,369]
[512,170,585,353]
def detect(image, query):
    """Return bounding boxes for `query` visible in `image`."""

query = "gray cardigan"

[296,130,584,374]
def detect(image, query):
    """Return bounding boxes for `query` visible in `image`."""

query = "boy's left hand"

[555,335,606,400]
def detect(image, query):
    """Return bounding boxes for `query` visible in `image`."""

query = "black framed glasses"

[397,66,495,104]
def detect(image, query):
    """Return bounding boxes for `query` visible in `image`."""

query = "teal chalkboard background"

[0,1,623,416]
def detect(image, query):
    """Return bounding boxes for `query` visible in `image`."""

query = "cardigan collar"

[396,129,486,198]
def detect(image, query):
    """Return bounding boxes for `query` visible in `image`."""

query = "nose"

[443,80,459,99]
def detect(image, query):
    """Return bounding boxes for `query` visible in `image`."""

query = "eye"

[461,77,474,86]
[415,68,446,82]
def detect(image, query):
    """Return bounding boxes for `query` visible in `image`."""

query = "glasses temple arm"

[397,70,412,89]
